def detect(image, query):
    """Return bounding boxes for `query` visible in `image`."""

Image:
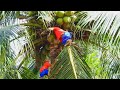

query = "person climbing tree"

[39,60,51,78]
[39,59,58,78]
[48,27,73,46]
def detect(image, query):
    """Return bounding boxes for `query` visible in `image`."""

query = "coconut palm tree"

[0,11,120,79]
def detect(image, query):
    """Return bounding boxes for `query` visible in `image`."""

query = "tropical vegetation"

[0,11,120,79]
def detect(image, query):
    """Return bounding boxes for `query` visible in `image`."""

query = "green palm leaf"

[77,11,120,79]
[48,45,92,79]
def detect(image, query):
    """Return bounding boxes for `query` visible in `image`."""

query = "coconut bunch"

[55,11,77,29]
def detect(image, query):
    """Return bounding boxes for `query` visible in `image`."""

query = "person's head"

[65,39,72,46]
[61,31,72,45]
[44,59,50,63]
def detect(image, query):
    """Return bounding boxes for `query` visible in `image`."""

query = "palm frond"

[48,45,92,79]
[37,11,56,28]
[84,12,119,55]
[0,11,32,79]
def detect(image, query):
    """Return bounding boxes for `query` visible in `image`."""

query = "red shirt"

[43,61,51,68]
[40,61,51,72]
[53,27,65,42]
[40,66,47,72]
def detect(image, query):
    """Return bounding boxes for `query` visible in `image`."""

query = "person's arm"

[48,27,54,31]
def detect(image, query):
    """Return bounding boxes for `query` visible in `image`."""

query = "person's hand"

[64,39,72,46]
[48,27,54,31]
[64,39,76,46]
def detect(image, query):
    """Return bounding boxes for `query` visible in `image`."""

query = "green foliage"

[48,46,92,79]
[0,11,120,79]
[85,51,103,78]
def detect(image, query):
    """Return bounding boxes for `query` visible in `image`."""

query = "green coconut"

[56,11,65,17]
[63,16,71,23]
[65,11,75,16]
[56,18,63,25]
